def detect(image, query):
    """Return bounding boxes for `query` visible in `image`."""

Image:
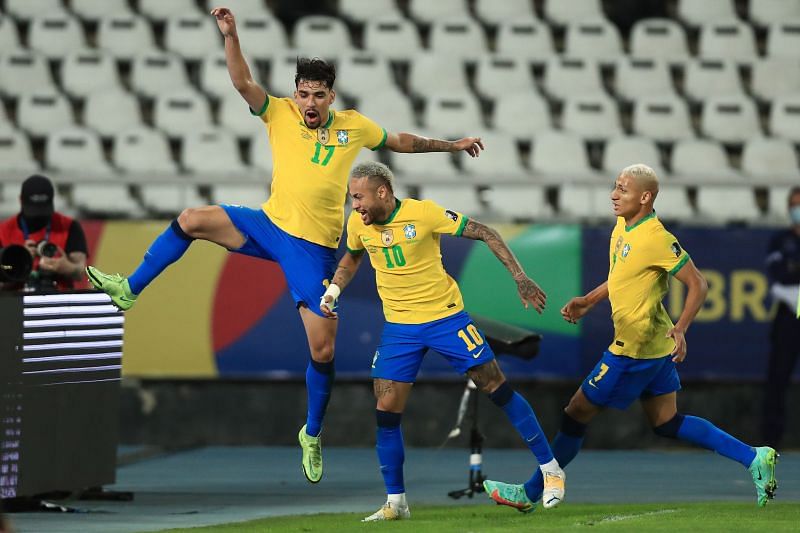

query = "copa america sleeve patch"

[671,242,682,257]
[445,209,458,221]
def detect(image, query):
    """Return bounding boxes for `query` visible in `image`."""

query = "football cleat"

[86,266,137,311]
[362,502,411,522]
[542,467,566,509]
[483,480,535,513]
[298,424,323,483]
[749,446,778,507]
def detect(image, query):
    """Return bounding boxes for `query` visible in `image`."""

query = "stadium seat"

[204,0,276,19]
[750,0,800,25]
[474,0,537,26]
[97,15,158,60]
[544,0,606,25]
[355,89,418,133]
[741,137,800,180]
[768,186,793,220]
[200,52,237,99]
[407,0,470,25]
[45,127,112,176]
[389,150,460,180]
[248,131,274,174]
[0,50,56,98]
[483,186,552,221]
[139,0,202,21]
[418,185,482,217]
[698,22,758,64]
[131,52,192,98]
[460,132,529,182]
[492,92,552,141]
[17,91,74,137]
[0,127,39,173]
[677,0,739,26]
[766,21,800,59]
[695,186,760,223]
[670,139,741,180]
[563,20,624,64]
[83,89,145,138]
[683,59,744,102]
[218,93,265,138]
[60,49,122,99]
[557,184,613,220]
[71,0,132,20]
[653,186,695,221]
[338,0,403,24]
[114,127,178,173]
[474,56,536,102]
[631,95,694,143]
[293,16,353,58]
[628,18,690,64]
[428,19,488,62]
[530,131,592,176]
[494,20,556,64]
[770,94,800,141]
[212,183,270,207]
[140,183,207,215]
[5,0,66,20]
[267,52,307,97]
[71,183,144,217]
[334,52,397,101]
[232,17,288,61]
[422,93,484,138]
[362,17,423,63]
[561,94,622,141]
[750,58,800,102]
[164,15,221,61]
[700,94,761,144]
[0,16,21,49]
[613,58,676,101]
[542,57,604,100]
[182,129,247,175]
[602,136,664,176]
[154,89,214,138]
[28,14,86,60]
[408,53,470,99]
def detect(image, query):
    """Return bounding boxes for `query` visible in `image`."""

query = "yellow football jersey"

[607,212,690,358]
[252,95,387,248]
[346,198,469,324]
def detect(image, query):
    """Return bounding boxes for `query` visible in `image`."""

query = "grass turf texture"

[151,502,800,532]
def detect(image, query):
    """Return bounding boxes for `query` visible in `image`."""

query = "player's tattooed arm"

[384,132,484,157]
[331,251,365,292]
[461,219,547,313]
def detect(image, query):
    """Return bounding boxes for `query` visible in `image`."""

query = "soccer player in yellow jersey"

[85,7,486,485]
[320,162,565,521]
[488,164,777,510]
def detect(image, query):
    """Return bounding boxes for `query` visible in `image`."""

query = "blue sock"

[128,220,194,295]
[489,382,554,465]
[304,359,334,437]
[523,412,586,502]
[376,410,405,494]
[675,415,756,468]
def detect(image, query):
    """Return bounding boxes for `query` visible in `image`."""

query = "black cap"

[20,174,54,218]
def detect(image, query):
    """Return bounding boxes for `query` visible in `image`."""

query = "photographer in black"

[0,175,87,291]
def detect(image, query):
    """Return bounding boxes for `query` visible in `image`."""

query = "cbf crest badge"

[336,129,349,145]
[622,243,631,258]
[403,224,416,239]
[317,127,329,144]
[381,229,394,246]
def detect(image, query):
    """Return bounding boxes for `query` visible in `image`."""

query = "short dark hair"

[295,57,335,89]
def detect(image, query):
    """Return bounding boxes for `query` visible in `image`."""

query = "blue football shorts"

[581,350,682,410]
[371,311,496,382]
[221,204,336,318]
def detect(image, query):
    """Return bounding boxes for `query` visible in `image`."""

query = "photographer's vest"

[0,212,75,290]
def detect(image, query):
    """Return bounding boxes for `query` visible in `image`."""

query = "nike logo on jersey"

[472,347,485,359]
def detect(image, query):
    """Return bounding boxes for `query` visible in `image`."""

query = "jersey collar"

[321,110,334,129]
[624,210,656,232]
[375,199,401,225]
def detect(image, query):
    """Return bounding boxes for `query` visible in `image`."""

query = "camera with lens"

[35,240,58,258]
[0,244,33,284]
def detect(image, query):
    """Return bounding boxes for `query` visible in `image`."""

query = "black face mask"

[20,214,51,234]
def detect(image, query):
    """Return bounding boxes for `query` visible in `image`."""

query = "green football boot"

[749,446,778,507]
[86,266,137,311]
[298,424,323,483]
[483,480,535,513]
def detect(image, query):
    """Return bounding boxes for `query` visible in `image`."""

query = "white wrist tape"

[320,283,341,311]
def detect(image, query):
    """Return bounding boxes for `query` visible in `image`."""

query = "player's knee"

[177,208,203,237]
[653,413,685,439]
[309,340,334,363]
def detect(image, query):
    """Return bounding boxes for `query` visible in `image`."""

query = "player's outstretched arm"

[211,7,267,113]
[320,251,365,319]
[384,132,484,157]
[667,258,708,362]
[460,219,546,313]
[560,282,608,324]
